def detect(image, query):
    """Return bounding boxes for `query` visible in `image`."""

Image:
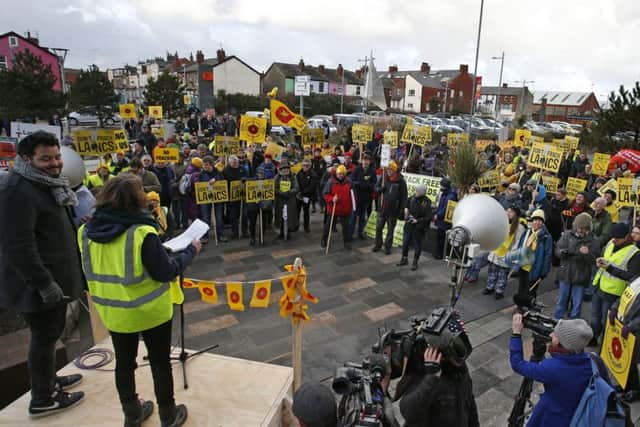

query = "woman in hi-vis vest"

[78,174,201,427]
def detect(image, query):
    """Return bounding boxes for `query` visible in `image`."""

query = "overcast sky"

[2,0,639,101]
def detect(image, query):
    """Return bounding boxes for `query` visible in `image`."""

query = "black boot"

[410,258,418,271]
[160,404,188,427]
[397,257,408,267]
[123,399,154,427]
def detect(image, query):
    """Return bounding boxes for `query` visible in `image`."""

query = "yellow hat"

[336,164,347,175]
[191,157,203,168]
[146,191,160,202]
[387,160,398,172]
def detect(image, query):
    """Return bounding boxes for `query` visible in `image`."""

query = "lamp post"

[491,52,504,119]
[469,0,485,117]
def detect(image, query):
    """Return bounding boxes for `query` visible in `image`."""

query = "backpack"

[569,354,628,427]
[178,173,193,195]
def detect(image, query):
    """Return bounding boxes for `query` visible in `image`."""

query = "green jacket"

[591,210,612,249]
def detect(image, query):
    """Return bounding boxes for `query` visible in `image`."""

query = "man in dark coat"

[0,132,86,416]
[434,178,458,260]
[397,184,432,270]
[350,152,377,240]
[139,124,157,155]
[296,160,316,233]
[373,160,407,255]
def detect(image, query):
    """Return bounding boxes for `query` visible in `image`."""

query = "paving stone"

[363,303,405,323]
[187,314,239,337]
[471,366,502,397]
[302,311,337,332]
[466,342,506,371]
[329,302,371,319]
[343,277,378,293]
[482,350,515,380]
[271,248,301,259]
[476,388,515,426]
[309,296,349,314]
[302,326,339,346]
[222,250,255,262]
[248,322,292,346]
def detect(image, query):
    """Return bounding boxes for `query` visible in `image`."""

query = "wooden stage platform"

[0,338,293,426]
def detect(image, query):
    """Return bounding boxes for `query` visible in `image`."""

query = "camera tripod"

[508,333,548,427]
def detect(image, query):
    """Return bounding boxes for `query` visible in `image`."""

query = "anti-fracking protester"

[87,163,114,191]
[603,189,620,223]
[246,166,273,246]
[141,154,155,171]
[373,160,408,255]
[633,225,640,249]
[182,157,203,224]
[0,131,86,417]
[548,188,569,245]
[128,157,162,194]
[223,155,248,239]
[200,112,217,137]
[186,113,199,135]
[322,164,354,250]
[554,212,599,319]
[80,174,201,427]
[139,124,158,155]
[296,159,315,233]
[482,206,526,299]
[510,314,594,427]
[274,160,299,240]
[512,209,553,297]
[260,153,277,179]
[311,147,327,213]
[434,177,457,260]
[397,184,432,270]
[497,182,522,210]
[153,159,176,209]
[591,197,613,249]
[147,191,169,238]
[112,151,130,175]
[198,156,219,244]
[351,153,377,240]
[590,223,640,346]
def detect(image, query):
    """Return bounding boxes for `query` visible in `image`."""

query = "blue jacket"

[435,189,457,230]
[517,224,553,281]
[510,336,592,427]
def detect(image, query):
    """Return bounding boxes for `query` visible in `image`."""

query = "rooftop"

[270,62,364,85]
[532,91,593,106]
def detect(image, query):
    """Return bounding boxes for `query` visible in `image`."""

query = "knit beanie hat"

[611,223,629,239]
[573,212,592,231]
[191,157,203,169]
[554,319,593,352]
[292,382,337,427]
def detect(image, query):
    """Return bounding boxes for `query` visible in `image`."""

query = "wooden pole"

[210,202,218,246]
[325,203,337,255]
[259,207,264,245]
[291,257,304,392]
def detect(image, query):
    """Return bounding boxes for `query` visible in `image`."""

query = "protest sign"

[477,169,500,188]
[601,318,636,389]
[213,136,240,157]
[300,128,324,146]
[447,132,469,147]
[598,178,619,196]
[74,129,129,155]
[119,104,136,119]
[475,139,493,152]
[514,129,531,147]
[565,177,587,200]
[195,180,229,205]
[402,173,441,203]
[564,135,579,150]
[401,124,432,147]
[148,106,163,119]
[245,179,275,203]
[617,178,640,207]
[380,144,391,168]
[265,142,286,162]
[239,115,267,144]
[352,124,373,144]
[384,130,398,148]
[151,126,165,138]
[542,176,560,193]
[444,200,457,223]
[527,142,563,173]
[592,153,611,176]
[229,180,243,202]
[153,147,179,163]
[364,211,404,247]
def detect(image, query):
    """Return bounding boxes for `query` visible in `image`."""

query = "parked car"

[245,111,266,118]
[333,114,361,128]
[68,111,121,126]
[307,118,337,136]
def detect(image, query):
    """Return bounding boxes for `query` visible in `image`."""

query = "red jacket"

[324,177,354,216]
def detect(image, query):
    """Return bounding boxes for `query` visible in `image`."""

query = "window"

[459,90,463,97]
[450,89,454,97]
[408,89,416,96]
[0,55,6,71]
[8,36,18,47]
[356,86,361,95]
[319,82,325,92]
[407,103,414,109]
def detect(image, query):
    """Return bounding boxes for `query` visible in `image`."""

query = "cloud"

[1,0,639,99]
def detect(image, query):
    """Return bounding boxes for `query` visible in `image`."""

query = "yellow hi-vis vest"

[592,240,640,297]
[87,173,112,188]
[78,224,179,333]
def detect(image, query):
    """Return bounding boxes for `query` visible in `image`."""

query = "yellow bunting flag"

[226,282,245,311]
[270,99,306,132]
[281,274,298,299]
[592,153,611,176]
[284,264,318,303]
[182,278,197,288]
[601,317,636,388]
[250,280,272,308]
[119,103,137,119]
[148,106,163,119]
[198,281,218,304]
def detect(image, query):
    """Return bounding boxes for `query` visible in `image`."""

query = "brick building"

[532,91,600,123]
[479,84,534,119]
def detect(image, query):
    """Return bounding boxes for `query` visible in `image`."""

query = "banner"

[527,142,563,173]
[270,99,306,132]
[239,115,267,144]
[119,104,137,119]
[565,177,587,200]
[301,128,324,146]
[401,124,432,147]
[444,200,457,223]
[384,130,398,148]
[74,129,130,155]
[229,180,242,202]
[245,179,276,203]
[148,106,163,119]
[514,129,531,147]
[601,317,636,388]
[153,147,179,163]
[598,178,619,196]
[477,169,500,188]
[447,133,469,147]
[195,180,229,205]
[212,136,240,157]
[617,178,640,207]
[402,173,441,203]
[352,124,374,144]
[592,153,611,176]
[363,210,404,247]
[542,175,560,193]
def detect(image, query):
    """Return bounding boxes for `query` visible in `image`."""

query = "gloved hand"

[38,281,64,304]
[622,325,631,339]
[609,308,618,326]
[560,249,572,258]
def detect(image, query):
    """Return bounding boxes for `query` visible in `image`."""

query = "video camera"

[513,293,557,341]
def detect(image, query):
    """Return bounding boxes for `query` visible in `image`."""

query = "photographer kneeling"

[510,313,593,426]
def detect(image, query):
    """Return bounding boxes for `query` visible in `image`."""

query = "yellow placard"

[592,153,611,176]
[617,178,640,207]
[384,130,398,148]
[72,129,93,153]
[601,317,636,389]
[148,106,163,119]
[301,128,325,146]
[151,126,165,138]
[229,180,242,202]
[619,287,637,320]
[444,200,457,223]
[153,147,179,163]
[565,135,580,150]
[239,115,267,144]
[477,169,500,188]
[352,124,374,144]
[499,140,515,151]
[212,136,240,157]
[401,124,432,147]
[553,138,569,155]
[514,129,531,147]
[245,179,275,203]
[447,132,469,147]
[195,180,229,204]
[542,176,560,193]
[265,142,286,162]
[565,177,587,200]
[290,163,302,175]
[183,95,192,105]
[598,178,619,196]
[527,142,563,173]
[321,147,333,157]
[475,139,493,152]
[74,129,129,156]
[119,103,137,119]
[279,180,292,193]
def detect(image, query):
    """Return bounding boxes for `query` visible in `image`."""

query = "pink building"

[0,31,63,91]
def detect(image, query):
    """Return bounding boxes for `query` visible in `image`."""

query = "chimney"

[189,52,194,62]
[216,48,226,63]
[420,62,431,74]
[298,58,305,72]
[318,64,325,75]
[337,64,344,78]
[196,50,204,64]
[25,31,39,46]
[459,64,469,73]
[502,83,508,88]
[388,64,398,73]
[355,69,362,79]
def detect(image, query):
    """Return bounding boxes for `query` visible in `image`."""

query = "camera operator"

[395,316,479,427]
[280,382,339,427]
[510,313,593,426]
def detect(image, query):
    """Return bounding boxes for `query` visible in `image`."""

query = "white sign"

[294,75,311,96]
[380,144,391,167]
[11,122,62,142]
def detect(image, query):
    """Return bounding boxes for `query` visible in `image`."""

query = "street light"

[491,52,504,119]
[470,0,485,117]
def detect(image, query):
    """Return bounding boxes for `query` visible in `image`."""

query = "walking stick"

[325,202,337,255]
[283,204,288,241]
[210,203,218,246]
[259,206,264,245]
